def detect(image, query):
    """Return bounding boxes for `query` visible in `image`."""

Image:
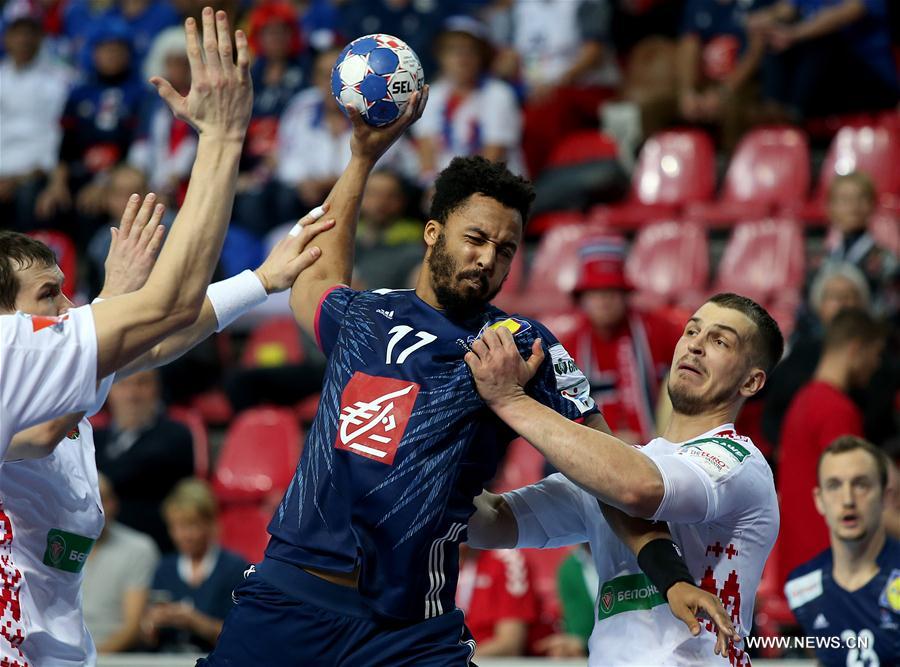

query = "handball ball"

[331,34,425,127]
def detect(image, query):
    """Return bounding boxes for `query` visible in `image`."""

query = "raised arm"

[289,88,428,335]
[89,8,252,379]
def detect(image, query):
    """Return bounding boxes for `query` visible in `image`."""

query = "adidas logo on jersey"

[812,613,829,629]
[376,309,394,320]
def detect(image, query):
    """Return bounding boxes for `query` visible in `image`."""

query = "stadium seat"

[547,130,619,168]
[212,407,303,503]
[521,223,614,315]
[168,406,210,480]
[27,230,77,299]
[799,122,900,223]
[590,129,716,230]
[714,219,805,334]
[687,127,810,226]
[241,316,305,368]
[522,547,573,633]
[625,221,709,310]
[218,504,272,564]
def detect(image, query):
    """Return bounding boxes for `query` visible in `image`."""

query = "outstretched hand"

[348,86,429,164]
[254,204,335,294]
[666,581,739,658]
[464,327,544,407]
[99,193,167,299]
[150,7,252,142]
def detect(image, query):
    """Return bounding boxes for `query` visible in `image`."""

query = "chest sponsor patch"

[468,317,533,346]
[784,568,824,610]
[43,529,96,574]
[597,572,666,620]
[335,372,419,465]
[678,437,750,480]
[880,568,900,612]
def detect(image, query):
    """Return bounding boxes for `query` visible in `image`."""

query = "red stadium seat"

[241,316,305,368]
[687,127,810,226]
[168,406,210,480]
[547,130,618,168]
[591,130,716,230]
[714,219,805,333]
[212,407,302,503]
[799,122,900,223]
[521,223,614,315]
[217,504,272,564]
[625,221,709,310]
[27,230,77,299]
[522,547,573,632]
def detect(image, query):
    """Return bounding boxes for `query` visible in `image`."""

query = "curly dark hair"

[429,156,535,227]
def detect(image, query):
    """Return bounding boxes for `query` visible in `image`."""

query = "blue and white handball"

[331,34,425,127]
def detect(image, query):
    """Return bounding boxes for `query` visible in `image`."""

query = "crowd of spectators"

[0,0,898,659]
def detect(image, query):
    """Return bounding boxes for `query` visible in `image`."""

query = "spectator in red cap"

[232,1,309,236]
[555,238,681,445]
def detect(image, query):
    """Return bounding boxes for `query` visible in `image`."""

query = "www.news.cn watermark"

[744,634,872,651]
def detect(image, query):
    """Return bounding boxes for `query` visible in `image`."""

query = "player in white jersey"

[0,9,332,666]
[0,202,330,667]
[465,293,785,665]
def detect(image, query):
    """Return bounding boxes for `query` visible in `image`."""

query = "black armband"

[637,538,693,598]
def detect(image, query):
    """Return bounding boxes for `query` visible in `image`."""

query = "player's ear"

[739,367,765,398]
[813,486,825,517]
[423,220,442,249]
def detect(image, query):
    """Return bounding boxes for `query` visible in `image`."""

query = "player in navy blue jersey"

[203,89,733,667]
[786,436,900,666]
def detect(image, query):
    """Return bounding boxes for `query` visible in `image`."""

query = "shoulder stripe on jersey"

[424,522,466,619]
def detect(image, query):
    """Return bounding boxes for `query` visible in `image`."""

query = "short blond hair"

[162,478,218,522]
[828,171,876,203]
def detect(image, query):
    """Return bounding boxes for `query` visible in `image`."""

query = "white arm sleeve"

[648,439,762,524]
[0,306,99,454]
[503,473,590,548]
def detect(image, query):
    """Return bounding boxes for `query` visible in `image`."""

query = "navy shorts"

[198,559,478,667]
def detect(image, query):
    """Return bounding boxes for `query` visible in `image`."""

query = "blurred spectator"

[337,0,450,75]
[101,0,181,69]
[143,479,247,654]
[556,239,681,445]
[750,0,900,120]
[455,545,537,657]
[294,0,340,52]
[412,16,524,179]
[83,474,160,654]
[95,369,194,553]
[671,0,772,149]
[777,307,887,588]
[821,171,899,313]
[232,2,310,236]
[35,19,144,246]
[276,47,417,220]
[785,436,900,667]
[0,3,72,233]
[533,545,594,658]
[128,26,196,206]
[353,169,423,289]
[493,0,620,176]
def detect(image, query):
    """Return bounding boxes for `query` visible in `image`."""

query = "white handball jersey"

[0,307,101,666]
[504,424,779,666]
[0,374,113,667]
[0,307,99,455]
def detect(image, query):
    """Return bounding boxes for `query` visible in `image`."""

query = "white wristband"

[206,270,268,332]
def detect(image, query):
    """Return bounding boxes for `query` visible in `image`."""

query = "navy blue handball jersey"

[266,287,597,621]
[785,538,900,666]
